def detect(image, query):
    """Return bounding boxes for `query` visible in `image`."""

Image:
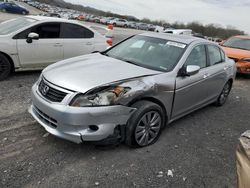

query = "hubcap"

[219,83,230,104]
[135,111,162,146]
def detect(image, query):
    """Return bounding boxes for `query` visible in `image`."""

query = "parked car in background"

[127,22,137,29]
[100,17,114,25]
[39,12,61,18]
[221,36,250,74]
[0,2,29,15]
[109,18,129,27]
[154,26,164,33]
[137,23,148,30]
[164,29,193,35]
[29,33,236,147]
[0,16,110,80]
[147,24,156,31]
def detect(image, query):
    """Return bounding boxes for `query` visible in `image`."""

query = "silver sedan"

[29,33,236,147]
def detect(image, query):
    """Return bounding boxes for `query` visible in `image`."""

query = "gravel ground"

[0,73,250,188]
[0,3,250,188]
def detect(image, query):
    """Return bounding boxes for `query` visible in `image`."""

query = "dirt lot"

[0,3,250,188]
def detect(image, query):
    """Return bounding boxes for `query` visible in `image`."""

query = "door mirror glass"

[186,65,200,76]
[27,32,39,43]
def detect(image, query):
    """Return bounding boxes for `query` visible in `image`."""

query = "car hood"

[222,46,250,60]
[43,53,161,93]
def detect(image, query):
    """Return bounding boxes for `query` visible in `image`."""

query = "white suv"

[109,18,128,27]
[0,16,110,80]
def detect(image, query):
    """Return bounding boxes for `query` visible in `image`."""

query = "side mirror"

[178,65,200,77]
[26,32,39,43]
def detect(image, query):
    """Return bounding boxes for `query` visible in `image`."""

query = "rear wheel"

[126,101,165,147]
[22,11,27,15]
[214,81,232,106]
[0,54,12,81]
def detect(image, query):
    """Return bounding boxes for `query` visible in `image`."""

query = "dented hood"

[43,53,161,93]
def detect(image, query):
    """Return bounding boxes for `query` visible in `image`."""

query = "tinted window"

[207,45,222,65]
[185,45,207,68]
[61,23,94,38]
[34,23,60,39]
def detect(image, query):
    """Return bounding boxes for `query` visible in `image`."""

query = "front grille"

[34,106,57,128]
[38,79,67,102]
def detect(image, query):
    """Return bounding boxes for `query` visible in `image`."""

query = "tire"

[214,81,232,106]
[22,11,27,15]
[1,9,6,13]
[125,100,165,147]
[0,53,12,81]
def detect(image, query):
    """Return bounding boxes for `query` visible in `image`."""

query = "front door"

[16,23,63,68]
[172,45,211,118]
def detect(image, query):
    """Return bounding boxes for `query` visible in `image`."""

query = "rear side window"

[184,45,207,68]
[61,23,94,38]
[220,49,226,62]
[207,45,223,65]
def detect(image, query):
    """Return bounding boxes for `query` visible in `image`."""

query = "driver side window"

[184,45,207,68]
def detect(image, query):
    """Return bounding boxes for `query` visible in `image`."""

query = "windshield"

[0,17,36,35]
[105,35,187,72]
[223,37,250,51]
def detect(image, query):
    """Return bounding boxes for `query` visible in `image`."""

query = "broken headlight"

[70,86,130,107]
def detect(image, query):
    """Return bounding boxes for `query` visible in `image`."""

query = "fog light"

[89,125,99,131]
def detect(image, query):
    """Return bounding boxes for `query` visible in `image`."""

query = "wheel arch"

[128,96,168,125]
[0,51,15,72]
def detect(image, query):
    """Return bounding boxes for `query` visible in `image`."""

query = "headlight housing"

[70,86,130,107]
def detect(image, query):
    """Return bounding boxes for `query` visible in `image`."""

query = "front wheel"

[214,81,232,106]
[0,54,12,81]
[126,101,165,147]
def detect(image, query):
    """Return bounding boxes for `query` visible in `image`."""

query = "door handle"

[224,66,230,70]
[86,42,92,45]
[54,43,62,47]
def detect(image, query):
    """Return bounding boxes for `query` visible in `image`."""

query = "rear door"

[202,45,228,100]
[60,23,96,59]
[16,22,63,68]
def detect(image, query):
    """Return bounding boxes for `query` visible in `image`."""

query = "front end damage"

[29,75,173,145]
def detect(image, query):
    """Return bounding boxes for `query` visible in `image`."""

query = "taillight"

[106,38,113,46]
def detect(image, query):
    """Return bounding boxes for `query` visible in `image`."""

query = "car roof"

[27,15,97,27]
[140,32,207,45]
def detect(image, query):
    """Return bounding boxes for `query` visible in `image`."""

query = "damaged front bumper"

[29,85,136,144]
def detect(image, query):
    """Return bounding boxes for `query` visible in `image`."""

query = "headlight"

[242,58,250,62]
[70,86,130,107]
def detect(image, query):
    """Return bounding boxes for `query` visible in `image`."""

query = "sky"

[64,0,250,33]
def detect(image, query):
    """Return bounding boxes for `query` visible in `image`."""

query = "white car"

[164,29,193,35]
[109,18,128,27]
[0,16,110,80]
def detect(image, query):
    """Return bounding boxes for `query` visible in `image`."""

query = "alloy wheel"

[135,111,162,146]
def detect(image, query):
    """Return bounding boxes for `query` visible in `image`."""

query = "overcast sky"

[64,0,250,33]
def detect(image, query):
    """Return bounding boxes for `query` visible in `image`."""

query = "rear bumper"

[29,84,136,144]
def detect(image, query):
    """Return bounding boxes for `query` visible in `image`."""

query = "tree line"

[37,0,245,39]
